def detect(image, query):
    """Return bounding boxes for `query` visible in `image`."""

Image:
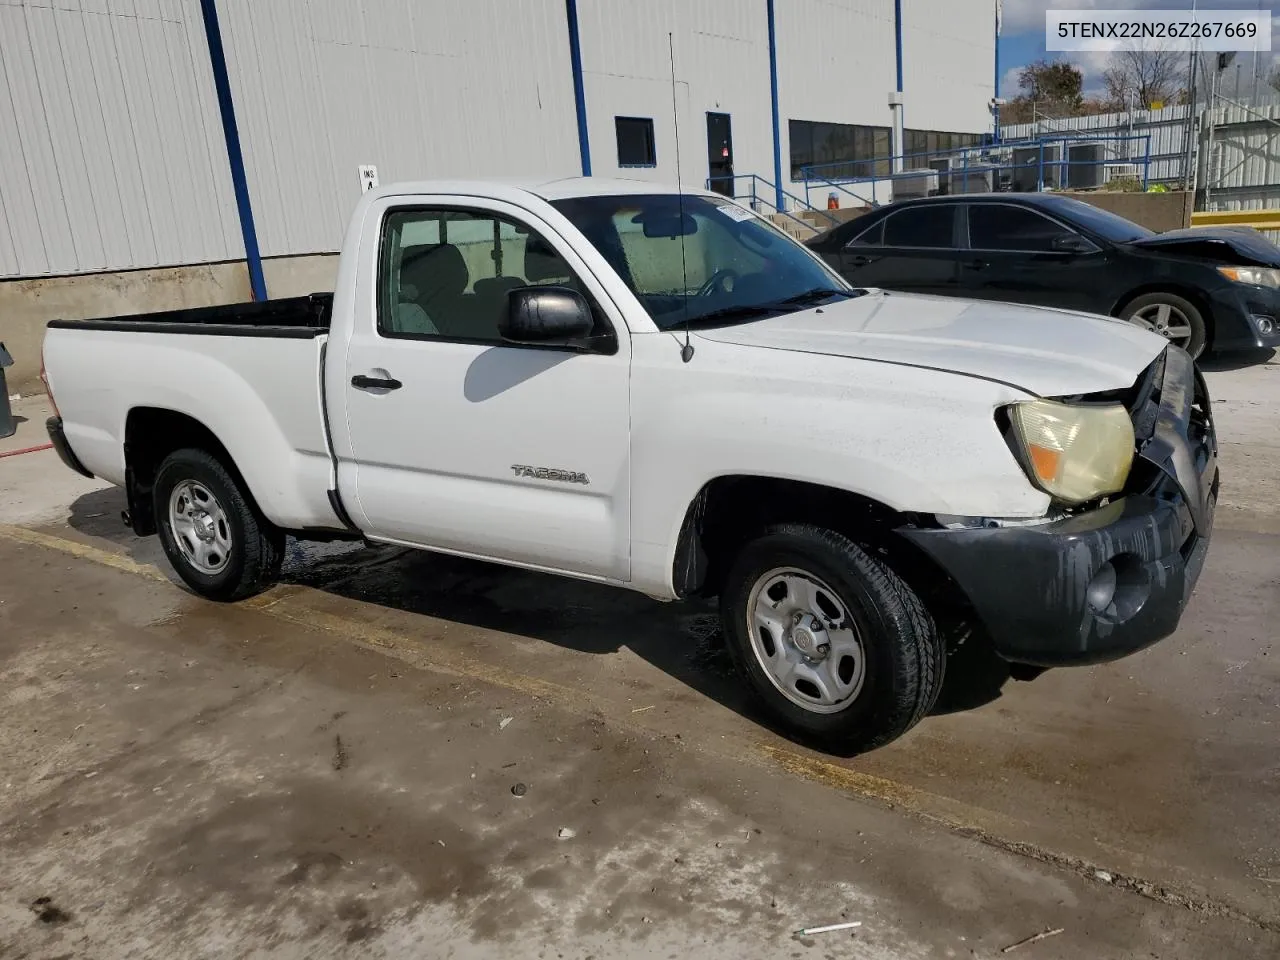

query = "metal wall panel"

[216,0,583,259]
[577,0,774,196]
[2,0,1006,277]
[901,0,993,135]
[0,0,241,278]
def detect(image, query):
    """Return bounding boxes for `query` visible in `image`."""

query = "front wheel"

[720,523,944,754]
[154,448,284,602]
[1120,292,1207,359]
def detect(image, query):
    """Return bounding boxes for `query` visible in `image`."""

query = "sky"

[999,0,1280,101]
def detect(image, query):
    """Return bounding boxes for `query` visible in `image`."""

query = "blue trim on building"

[766,0,783,210]
[565,0,592,176]
[894,0,903,93]
[199,0,266,301]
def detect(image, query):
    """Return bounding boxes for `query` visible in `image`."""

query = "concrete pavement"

[1,354,1277,958]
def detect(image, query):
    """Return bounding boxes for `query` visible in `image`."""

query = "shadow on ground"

[64,487,1014,754]
[1199,347,1276,372]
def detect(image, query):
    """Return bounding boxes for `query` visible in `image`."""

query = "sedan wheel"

[1120,292,1207,359]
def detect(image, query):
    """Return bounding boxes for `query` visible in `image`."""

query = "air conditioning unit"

[1103,162,1142,185]
[1011,145,1062,191]
[949,163,997,195]
[891,169,940,200]
[1067,144,1104,189]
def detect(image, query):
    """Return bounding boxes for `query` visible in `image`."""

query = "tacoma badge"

[511,465,590,485]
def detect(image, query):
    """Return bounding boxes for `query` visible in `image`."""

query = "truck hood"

[692,290,1165,397]
[1126,226,1280,266]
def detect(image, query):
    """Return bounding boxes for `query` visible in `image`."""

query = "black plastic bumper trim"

[46,417,94,479]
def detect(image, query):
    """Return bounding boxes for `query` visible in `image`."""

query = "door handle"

[351,374,403,390]
[846,254,874,266]
[965,259,989,271]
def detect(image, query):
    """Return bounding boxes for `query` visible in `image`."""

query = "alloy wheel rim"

[1129,302,1194,349]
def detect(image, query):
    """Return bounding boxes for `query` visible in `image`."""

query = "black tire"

[153,448,284,602]
[719,523,943,754]
[1119,292,1208,360]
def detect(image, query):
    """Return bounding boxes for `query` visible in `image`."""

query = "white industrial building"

[0,0,995,386]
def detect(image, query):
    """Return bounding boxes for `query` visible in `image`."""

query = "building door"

[706,112,733,196]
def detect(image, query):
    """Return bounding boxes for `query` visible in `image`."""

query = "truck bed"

[42,292,341,532]
[45,293,332,338]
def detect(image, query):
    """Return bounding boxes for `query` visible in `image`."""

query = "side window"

[969,205,1077,252]
[615,117,657,167]
[846,217,884,246]
[378,208,589,342]
[882,206,954,248]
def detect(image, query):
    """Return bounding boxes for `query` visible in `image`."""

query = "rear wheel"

[1120,292,1207,359]
[719,523,944,754]
[154,448,283,601]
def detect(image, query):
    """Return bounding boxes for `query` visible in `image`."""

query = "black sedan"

[806,192,1280,359]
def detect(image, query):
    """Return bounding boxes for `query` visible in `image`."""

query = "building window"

[903,129,984,166]
[789,119,890,181]
[616,117,657,167]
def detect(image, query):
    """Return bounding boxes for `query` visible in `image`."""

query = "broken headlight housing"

[1005,399,1135,505]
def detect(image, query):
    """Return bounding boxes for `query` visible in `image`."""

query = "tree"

[998,59,1085,125]
[1017,58,1084,109]
[1103,45,1183,110]
[1268,64,1280,95]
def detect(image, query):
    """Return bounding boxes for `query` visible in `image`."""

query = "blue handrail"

[706,174,842,233]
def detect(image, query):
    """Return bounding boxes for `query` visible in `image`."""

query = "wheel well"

[671,476,958,601]
[1111,284,1215,346]
[123,408,241,536]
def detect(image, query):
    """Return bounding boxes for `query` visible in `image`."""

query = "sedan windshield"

[549,193,857,330]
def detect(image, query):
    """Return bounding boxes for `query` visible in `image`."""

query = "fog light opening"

[1086,562,1117,614]
[1250,314,1275,336]
[1089,553,1151,624]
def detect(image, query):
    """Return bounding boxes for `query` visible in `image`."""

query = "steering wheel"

[695,268,740,298]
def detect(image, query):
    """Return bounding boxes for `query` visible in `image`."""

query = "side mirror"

[501,286,594,345]
[1051,234,1094,254]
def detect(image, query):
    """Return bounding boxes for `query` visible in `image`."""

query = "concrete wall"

[1062,190,1194,233]
[0,254,339,396]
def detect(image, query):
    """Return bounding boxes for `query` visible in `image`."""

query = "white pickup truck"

[42,178,1219,753]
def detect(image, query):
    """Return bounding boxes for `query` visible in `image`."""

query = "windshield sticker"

[719,204,756,223]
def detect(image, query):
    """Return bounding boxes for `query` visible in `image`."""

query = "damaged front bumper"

[899,347,1219,667]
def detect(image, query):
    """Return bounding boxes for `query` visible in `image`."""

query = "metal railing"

[797,133,1155,204]
[705,173,841,233]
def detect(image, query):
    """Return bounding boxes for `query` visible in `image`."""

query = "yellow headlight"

[1008,400,1135,504]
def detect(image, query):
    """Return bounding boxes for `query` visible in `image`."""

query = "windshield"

[1048,196,1155,243]
[549,193,856,330]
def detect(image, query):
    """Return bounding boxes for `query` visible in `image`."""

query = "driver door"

[339,197,632,580]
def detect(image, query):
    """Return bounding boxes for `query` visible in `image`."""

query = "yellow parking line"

[0,525,169,582]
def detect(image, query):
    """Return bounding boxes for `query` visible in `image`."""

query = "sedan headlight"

[1218,265,1280,288]
[1006,400,1135,504]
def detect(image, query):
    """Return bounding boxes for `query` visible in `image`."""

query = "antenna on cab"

[668,31,694,363]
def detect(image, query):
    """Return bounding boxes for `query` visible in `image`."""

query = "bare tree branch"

[1102,44,1183,109]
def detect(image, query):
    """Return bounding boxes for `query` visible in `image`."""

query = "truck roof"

[364,176,717,205]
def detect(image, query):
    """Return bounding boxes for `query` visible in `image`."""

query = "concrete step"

[766,213,819,241]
